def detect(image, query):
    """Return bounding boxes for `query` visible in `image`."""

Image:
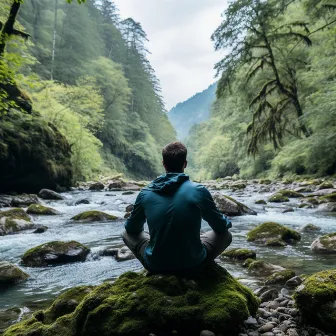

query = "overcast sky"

[113,0,227,110]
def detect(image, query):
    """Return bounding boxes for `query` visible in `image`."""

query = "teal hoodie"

[125,173,232,272]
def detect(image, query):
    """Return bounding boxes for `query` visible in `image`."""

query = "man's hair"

[162,142,187,172]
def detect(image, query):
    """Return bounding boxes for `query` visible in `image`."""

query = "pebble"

[245,317,258,325]
[286,329,299,336]
[260,289,279,302]
[267,301,280,309]
[258,322,275,333]
[248,332,260,336]
[200,331,215,336]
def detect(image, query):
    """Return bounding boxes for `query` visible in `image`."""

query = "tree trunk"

[0,1,21,57]
[51,0,59,80]
[291,96,310,137]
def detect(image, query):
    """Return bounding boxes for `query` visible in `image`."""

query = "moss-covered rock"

[306,197,319,205]
[294,269,336,332]
[0,208,34,236]
[319,192,336,203]
[301,224,321,232]
[247,222,301,246]
[213,194,257,216]
[318,182,334,190]
[71,211,118,223]
[265,270,296,285]
[259,179,272,185]
[4,265,259,336]
[21,241,90,267]
[277,190,304,198]
[230,183,246,190]
[255,199,267,205]
[89,182,105,191]
[268,194,289,203]
[311,233,336,254]
[0,261,29,285]
[27,204,60,216]
[0,110,73,193]
[247,260,286,277]
[220,248,256,261]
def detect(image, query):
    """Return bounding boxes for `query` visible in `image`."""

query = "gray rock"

[11,194,39,207]
[75,199,90,205]
[286,276,302,288]
[311,233,336,254]
[89,182,105,191]
[102,247,119,257]
[115,246,135,262]
[260,289,279,302]
[33,225,48,234]
[245,317,258,325]
[258,322,275,333]
[0,208,34,236]
[39,189,65,200]
[200,331,216,336]
[286,328,299,336]
[122,191,135,195]
[213,193,257,216]
[0,261,29,285]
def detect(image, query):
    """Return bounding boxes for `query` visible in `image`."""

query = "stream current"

[0,185,335,312]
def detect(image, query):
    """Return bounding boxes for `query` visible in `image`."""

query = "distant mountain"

[168,83,217,140]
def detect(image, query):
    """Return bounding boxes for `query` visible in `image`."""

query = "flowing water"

[0,185,335,315]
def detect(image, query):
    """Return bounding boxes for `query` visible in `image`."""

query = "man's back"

[125,173,231,272]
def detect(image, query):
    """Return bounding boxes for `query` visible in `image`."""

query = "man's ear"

[184,161,188,169]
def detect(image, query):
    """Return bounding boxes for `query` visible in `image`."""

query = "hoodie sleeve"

[125,191,146,234]
[197,185,232,233]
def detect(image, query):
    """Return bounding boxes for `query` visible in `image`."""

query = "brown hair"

[162,142,187,173]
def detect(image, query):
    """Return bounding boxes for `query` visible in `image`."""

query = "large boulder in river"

[265,269,296,285]
[0,110,73,193]
[10,194,39,207]
[0,261,29,285]
[0,208,34,236]
[212,194,257,216]
[38,189,65,200]
[71,211,118,223]
[294,269,336,332]
[3,264,259,336]
[89,182,105,191]
[21,241,90,267]
[311,233,336,254]
[247,222,301,246]
[245,260,286,277]
[27,204,60,216]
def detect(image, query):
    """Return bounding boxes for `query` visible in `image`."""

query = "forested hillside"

[0,0,175,192]
[188,0,336,180]
[168,83,217,139]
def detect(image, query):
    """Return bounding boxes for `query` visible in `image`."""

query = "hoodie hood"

[145,173,189,194]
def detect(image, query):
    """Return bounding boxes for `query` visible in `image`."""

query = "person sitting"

[122,141,232,274]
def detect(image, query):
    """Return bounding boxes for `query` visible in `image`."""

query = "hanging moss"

[4,265,259,336]
[0,110,73,193]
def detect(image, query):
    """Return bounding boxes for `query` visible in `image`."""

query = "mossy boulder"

[318,182,334,190]
[0,261,29,285]
[89,182,105,191]
[0,208,34,236]
[0,110,73,193]
[318,192,336,203]
[277,189,304,198]
[213,194,257,216]
[71,211,118,223]
[311,233,336,254]
[294,269,336,332]
[38,189,65,200]
[268,193,289,203]
[21,241,90,267]
[247,222,301,246]
[10,194,40,207]
[230,183,246,190]
[301,224,321,232]
[265,270,296,285]
[255,199,267,205]
[220,248,256,261]
[27,204,60,216]
[259,179,272,185]
[4,265,259,336]
[246,260,286,277]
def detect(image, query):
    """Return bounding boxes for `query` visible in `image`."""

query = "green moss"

[0,209,34,235]
[71,211,118,222]
[247,222,301,245]
[231,183,246,190]
[306,197,319,205]
[259,179,272,185]
[0,208,31,222]
[4,265,259,336]
[319,193,336,203]
[318,182,334,189]
[278,189,304,198]
[268,194,289,203]
[242,258,255,268]
[247,260,281,276]
[0,261,30,285]
[294,269,336,332]
[220,248,256,261]
[255,200,267,205]
[27,204,59,216]
[265,270,295,285]
[319,233,336,250]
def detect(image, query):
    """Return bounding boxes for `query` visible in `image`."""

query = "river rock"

[268,194,289,203]
[301,224,321,232]
[26,204,59,216]
[286,276,303,288]
[317,181,334,190]
[308,188,336,197]
[294,269,336,332]
[0,208,34,236]
[75,199,90,205]
[213,194,257,216]
[71,211,118,222]
[108,180,126,190]
[277,190,304,198]
[89,182,105,191]
[4,264,259,336]
[115,246,135,262]
[316,202,336,212]
[311,233,336,254]
[10,194,40,207]
[247,260,286,277]
[0,261,29,285]
[38,189,65,200]
[102,247,118,257]
[259,288,279,302]
[0,195,12,208]
[21,241,90,267]
[220,248,256,261]
[247,222,301,246]
[259,179,272,185]
[318,192,336,203]
[265,270,296,285]
[255,199,267,205]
